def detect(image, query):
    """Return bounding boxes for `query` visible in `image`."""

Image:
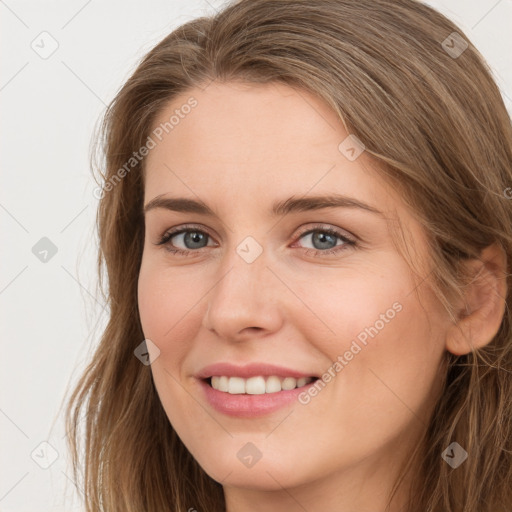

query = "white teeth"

[265,376,282,394]
[281,377,297,390]
[210,375,315,394]
[218,376,229,392]
[211,376,229,392]
[228,377,245,394]
[245,376,266,394]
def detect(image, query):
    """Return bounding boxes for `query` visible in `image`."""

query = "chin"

[193,447,311,490]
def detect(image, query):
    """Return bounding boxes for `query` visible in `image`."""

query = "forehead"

[147,81,341,170]
[144,81,394,209]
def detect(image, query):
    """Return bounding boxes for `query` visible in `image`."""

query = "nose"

[201,249,283,342]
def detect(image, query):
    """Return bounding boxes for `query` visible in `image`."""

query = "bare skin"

[137,81,507,512]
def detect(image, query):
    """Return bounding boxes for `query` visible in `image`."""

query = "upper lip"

[196,362,318,380]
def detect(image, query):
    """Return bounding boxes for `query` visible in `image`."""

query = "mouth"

[195,362,321,416]
[203,375,320,395]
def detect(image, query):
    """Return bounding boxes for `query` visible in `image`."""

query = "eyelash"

[154,223,357,258]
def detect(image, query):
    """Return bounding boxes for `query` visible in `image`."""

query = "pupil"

[313,232,336,250]
[185,231,206,249]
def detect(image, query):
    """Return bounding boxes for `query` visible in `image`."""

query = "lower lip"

[197,378,317,418]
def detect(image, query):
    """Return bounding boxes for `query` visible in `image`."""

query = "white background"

[1,0,511,510]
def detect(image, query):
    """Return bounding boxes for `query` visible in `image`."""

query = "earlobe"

[445,243,508,356]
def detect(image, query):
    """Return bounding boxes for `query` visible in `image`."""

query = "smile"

[198,376,320,418]
[208,375,317,394]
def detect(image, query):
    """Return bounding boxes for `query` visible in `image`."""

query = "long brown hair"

[64,0,512,510]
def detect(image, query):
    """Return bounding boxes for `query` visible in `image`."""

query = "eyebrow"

[143,194,384,218]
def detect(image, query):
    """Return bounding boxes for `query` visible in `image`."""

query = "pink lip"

[196,378,318,418]
[196,362,317,380]
[195,362,319,418]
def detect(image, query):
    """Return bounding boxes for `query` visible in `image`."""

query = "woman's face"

[138,81,451,502]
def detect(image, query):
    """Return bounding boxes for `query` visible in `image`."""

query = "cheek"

[320,286,445,447]
[288,258,412,355]
[295,261,446,439]
[137,260,204,342]
[137,262,204,438]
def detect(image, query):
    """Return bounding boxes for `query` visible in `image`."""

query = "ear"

[446,242,508,356]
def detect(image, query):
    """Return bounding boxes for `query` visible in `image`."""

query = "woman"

[65,0,512,510]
